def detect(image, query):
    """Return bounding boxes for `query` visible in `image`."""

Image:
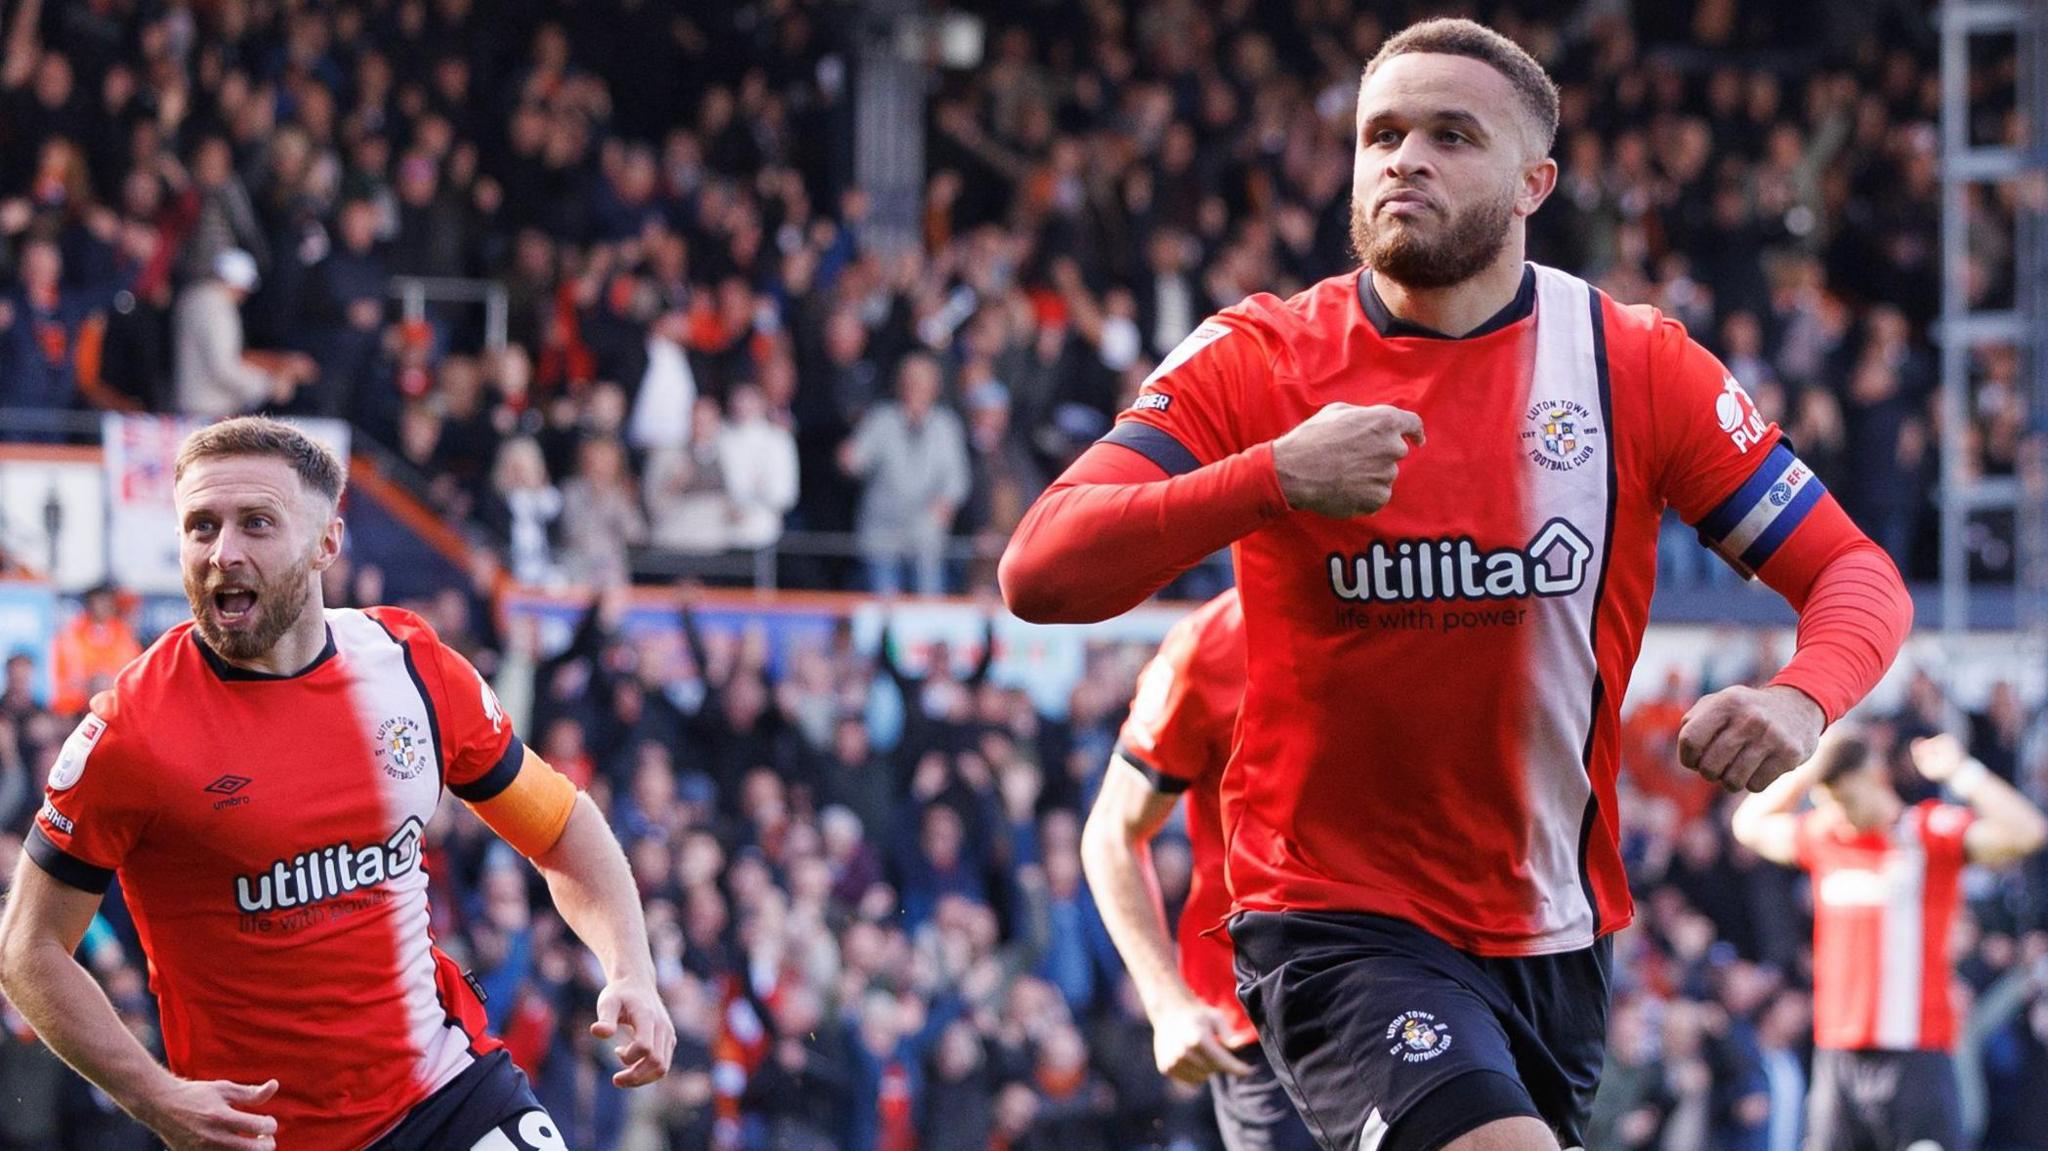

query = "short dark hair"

[1364,18,1560,155]
[1813,734,1876,788]
[175,416,346,507]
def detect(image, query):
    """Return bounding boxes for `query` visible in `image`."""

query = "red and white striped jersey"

[1115,590,1255,1048]
[1798,801,1974,1051]
[1109,263,1832,956]
[31,607,525,1149]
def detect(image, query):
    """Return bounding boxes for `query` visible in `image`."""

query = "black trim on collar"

[1358,265,1536,340]
[193,625,338,682]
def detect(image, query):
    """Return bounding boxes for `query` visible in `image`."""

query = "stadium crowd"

[0,0,2026,590]
[2,0,2047,1148]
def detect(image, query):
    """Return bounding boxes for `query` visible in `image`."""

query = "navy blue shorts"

[1231,911,1610,1151]
[1807,1048,1961,1151]
[367,1050,566,1151]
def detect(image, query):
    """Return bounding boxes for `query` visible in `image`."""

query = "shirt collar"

[193,624,338,682]
[1358,264,1536,340]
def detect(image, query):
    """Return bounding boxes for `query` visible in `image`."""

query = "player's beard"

[185,549,317,664]
[1351,178,1516,290]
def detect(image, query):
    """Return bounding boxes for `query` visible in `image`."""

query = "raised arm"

[1729,754,1821,867]
[1079,756,1251,1085]
[1,0,41,91]
[1911,734,2048,867]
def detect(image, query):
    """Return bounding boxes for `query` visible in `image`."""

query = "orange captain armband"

[453,740,579,857]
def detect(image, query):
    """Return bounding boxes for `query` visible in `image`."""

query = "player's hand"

[1677,684,1824,793]
[139,1077,279,1151]
[1271,403,1425,518]
[1910,733,1969,782]
[592,976,676,1087]
[1151,996,1254,1086]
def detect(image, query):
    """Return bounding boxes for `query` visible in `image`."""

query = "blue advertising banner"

[0,581,58,702]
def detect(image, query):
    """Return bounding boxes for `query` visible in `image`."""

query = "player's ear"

[309,507,345,573]
[1515,154,1557,219]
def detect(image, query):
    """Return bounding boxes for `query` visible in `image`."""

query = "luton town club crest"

[1522,398,1600,472]
[376,716,431,781]
[1387,1011,1453,1062]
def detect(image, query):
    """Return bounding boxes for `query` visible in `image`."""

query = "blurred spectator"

[301,196,390,420]
[841,354,971,595]
[0,233,103,421]
[486,436,564,587]
[1758,990,1811,1151]
[174,135,267,287]
[48,582,138,717]
[646,396,733,555]
[629,311,697,456]
[720,383,800,552]
[1833,305,1932,565]
[172,248,312,418]
[558,435,645,587]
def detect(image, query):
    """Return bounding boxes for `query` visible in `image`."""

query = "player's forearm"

[1729,757,1817,865]
[1000,441,1288,623]
[1078,820,1196,1018]
[1763,539,1913,724]
[1955,764,2048,857]
[0,938,178,1123]
[533,795,657,983]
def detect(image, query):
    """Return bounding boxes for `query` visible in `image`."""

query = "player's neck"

[1370,251,1528,339]
[233,602,331,676]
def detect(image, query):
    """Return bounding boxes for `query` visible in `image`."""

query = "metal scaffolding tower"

[1937,0,2048,650]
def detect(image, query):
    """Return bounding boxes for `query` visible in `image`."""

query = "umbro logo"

[206,775,253,810]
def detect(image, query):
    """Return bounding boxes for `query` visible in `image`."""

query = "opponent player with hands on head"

[1733,731,2048,1151]
[1082,590,1313,1151]
[0,417,674,1150]
[1003,17,1912,1151]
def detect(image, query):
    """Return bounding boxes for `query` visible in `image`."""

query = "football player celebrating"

[1002,18,1911,1151]
[0,417,673,1150]
[1734,732,2048,1151]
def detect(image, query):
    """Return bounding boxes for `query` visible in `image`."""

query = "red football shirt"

[1798,801,1973,1051]
[1108,265,1825,956]
[1115,589,1255,1048]
[31,607,520,1149]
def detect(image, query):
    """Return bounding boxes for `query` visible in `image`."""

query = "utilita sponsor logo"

[233,816,425,913]
[1326,519,1593,604]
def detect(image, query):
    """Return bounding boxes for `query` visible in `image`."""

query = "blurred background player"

[1733,732,2048,1151]
[1082,589,1314,1151]
[0,418,673,1150]
[1002,17,1913,1151]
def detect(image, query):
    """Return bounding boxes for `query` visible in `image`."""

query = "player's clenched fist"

[139,1077,279,1151]
[1677,684,1825,794]
[1271,403,1425,518]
